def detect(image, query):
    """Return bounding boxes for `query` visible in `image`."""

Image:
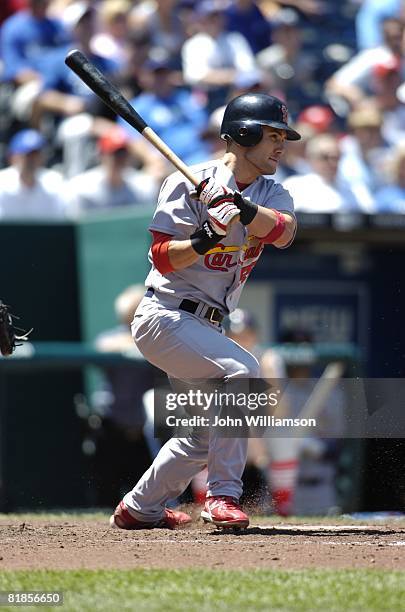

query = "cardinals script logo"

[204,238,264,279]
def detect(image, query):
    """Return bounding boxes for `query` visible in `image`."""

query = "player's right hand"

[191,177,235,209]
[207,201,240,235]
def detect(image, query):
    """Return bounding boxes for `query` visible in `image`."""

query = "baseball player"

[110,93,301,530]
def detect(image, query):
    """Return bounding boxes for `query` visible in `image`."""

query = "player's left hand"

[190,177,235,208]
[207,200,240,235]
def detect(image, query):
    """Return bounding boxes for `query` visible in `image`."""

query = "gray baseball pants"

[122,293,260,522]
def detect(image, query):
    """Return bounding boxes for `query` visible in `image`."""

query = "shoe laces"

[210,496,241,510]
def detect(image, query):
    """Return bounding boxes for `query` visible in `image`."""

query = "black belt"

[145,288,223,325]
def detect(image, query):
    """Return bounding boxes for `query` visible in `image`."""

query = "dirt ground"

[1,512,404,571]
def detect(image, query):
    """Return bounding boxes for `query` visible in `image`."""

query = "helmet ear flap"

[225,122,263,147]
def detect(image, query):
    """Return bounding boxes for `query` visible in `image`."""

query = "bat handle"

[142,127,199,187]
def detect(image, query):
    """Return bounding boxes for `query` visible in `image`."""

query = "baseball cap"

[98,127,129,153]
[297,105,334,133]
[373,56,401,78]
[9,129,45,155]
[348,107,382,129]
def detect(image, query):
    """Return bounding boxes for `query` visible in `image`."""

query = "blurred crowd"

[1,0,405,220]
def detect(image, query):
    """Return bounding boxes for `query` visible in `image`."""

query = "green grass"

[0,569,403,612]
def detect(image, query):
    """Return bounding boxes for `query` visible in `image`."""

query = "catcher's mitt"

[0,301,32,357]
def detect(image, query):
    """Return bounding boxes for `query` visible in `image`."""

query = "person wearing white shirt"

[325,17,405,112]
[181,0,257,110]
[0,129,66,221]
[338,105,391,212]
[66,127,158,217]
[283,134,375,213]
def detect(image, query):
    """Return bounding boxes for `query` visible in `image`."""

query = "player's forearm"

[248,207,296,248]
[167,216,227,270]
[167,239,201,270]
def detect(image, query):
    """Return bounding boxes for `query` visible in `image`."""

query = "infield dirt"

[0,512,404,571]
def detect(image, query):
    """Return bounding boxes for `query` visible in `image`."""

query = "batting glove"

[191,177,235,208]
[207,200,240,235]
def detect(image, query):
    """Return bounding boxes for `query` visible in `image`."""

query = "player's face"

[244,127,286,176]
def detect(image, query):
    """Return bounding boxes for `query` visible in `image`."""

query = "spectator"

[36,2,118,121]
[296,105,337,135]
[283,134,374,213]
[256,8,318,115]
[0,0,69,121]
[113,29,152,102]
[35,2,119,176]
[119,54,211,177]
[66,127,158,217]
[375,143,405,212]
[129,0,185,66]
[224,0,271,54]
[0,129,66,220]
[371,57,405,146]
[0,0,68,84]
[176,0,202,39]
[339,105,391,210]
[355,0,403,50]
[326,17,405,113]
[181,0,257,111]
[90,0,132,67]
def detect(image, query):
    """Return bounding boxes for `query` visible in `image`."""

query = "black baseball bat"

[65,49,199,186]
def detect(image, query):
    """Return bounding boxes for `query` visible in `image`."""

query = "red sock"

[268,459,298,517]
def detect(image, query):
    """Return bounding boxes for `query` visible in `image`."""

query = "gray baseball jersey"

[146,158,295,314]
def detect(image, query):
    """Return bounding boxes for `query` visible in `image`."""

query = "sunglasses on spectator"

[316,152,340,161]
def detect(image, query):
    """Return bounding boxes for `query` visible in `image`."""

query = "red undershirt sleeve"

[150,230,175,274]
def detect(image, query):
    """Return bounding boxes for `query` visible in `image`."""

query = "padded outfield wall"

[0,211,404,511]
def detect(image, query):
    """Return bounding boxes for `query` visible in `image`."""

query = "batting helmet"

[220,93,301,146]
